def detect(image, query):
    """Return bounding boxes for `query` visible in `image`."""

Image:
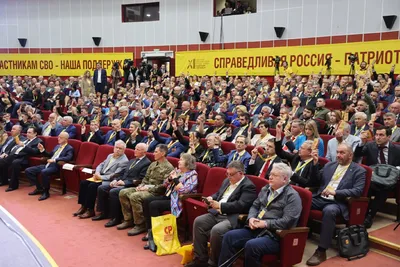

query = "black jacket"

[122,157,151,187]
[247,155,282,179]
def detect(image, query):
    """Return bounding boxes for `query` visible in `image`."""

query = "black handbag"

[337,225,369,260]
[370,164,399,189]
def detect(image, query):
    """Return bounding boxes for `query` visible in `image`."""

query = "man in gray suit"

[73,140,129,219]
[219,163,302,267]
[383,112,400,142]
[40,113,60,136]
[306,143,366,266]
[326,123,360,162]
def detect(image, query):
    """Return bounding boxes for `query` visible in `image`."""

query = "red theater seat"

[72,124,82,140]
[319,134,334,156]
[221,141,236,154]
[167,156,179,168]
[325,99,342,110]
[78,145,114,181]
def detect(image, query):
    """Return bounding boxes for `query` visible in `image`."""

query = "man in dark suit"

[152,125,186,158]
[354,126,400,228]
[275,124,320,188]
[81,120,104,144]
[25,132,74,201]
[97,143,151,227]
[225,113,255,143]
[247,139,281,179]
[140,129,159,152]
[306,143,366,266]
[50,116,77,139]
[0,125,26,186]
[178,101,195,121]
[249,94,266,117]
[4,127,42,191]
[185,161,257,267]
[93,62,107,95]
[350,112,369,137]
[119,106,133,129]
[102,119,126,146]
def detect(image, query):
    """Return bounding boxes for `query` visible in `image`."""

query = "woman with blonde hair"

[295,120,324,156]
[81,70,94,97]
[326,110,348,136]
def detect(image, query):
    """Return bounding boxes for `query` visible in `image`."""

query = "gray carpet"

[0,206,54,267]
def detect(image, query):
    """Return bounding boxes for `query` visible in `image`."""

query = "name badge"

[257,209,265,219]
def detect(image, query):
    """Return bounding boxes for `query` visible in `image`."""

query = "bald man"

[25,132,74,201]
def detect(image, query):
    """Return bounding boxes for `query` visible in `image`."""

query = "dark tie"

[378,146,386,164]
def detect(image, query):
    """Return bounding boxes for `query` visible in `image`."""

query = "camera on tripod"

[325,55,333,70]
[274,56,281,66]
[124,59,134,67]
[348,54,358,64]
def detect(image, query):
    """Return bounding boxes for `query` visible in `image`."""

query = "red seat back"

[45,136,59,152]
[247,175,268,194]
[359,164,372,197]
[125,148,135,159]
[195,163,210,193]
[75,142,99,165]
[292,185,312,227]
[42,110,51,121]
[325,99,342,110]
[67,139,81,160]
[246,145,255,155]
[319,134,334,156]
[93,145,114,168]
[122,128,130,136]
[202,167,227,196]
[318,157,329,167]
[221,141,236,154]
[167,156,179,168]
[72,124,82,140]
[100,126,112,135]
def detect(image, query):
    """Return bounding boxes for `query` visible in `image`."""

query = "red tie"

[259,160,271,178]
[379,146,386,164]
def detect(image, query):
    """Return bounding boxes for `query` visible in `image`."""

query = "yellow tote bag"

[177,244,194,265]
[151,214,181,256]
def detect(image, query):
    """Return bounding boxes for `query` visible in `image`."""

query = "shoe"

[73,206,87,217]
[105,218,120,228]
[5,187,17,192]
[364,215,373,229]
[38,191,50,201]
[128,224,146,236]
[92,213,107,221]
[184,260,208,267]
[79,210,95,219]
[28,189,43,195]
[306,250,327,266]
[116,221,134,230]
[143,244,150,250]
[142,236,149,241]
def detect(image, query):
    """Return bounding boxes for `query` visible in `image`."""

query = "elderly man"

[117,144,174,236]
[25,132,74,201]
[102,119,126,146]
[201,113,228,140]
[306,143,366,266]
[3,127,42,191]
[0,125,26,186]
[350,112,369,137]
[50,116,77,139]
[73,140,129,219]
[326,123,360,162]
[96,143,151,227]
[185,161,257,267]
[253,106,274,128]
[41,113,60,136]
[219,163,302,267]
[119,106,133,129]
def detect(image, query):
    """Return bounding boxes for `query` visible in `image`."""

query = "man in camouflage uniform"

[117,144,174,235]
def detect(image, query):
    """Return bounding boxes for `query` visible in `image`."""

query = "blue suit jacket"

[103,130,126,146]
[93,69,107,85]
[42,144,74,170]
[120,114,133,129]
[50,125,77,139]
[212,149,251,172]
[141,136,159,152]
[152,130,185,158]
[314,162,366,220]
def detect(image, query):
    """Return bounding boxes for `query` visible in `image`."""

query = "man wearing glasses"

[184,161,257,267]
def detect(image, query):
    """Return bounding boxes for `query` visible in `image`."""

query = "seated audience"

[50,116,77,139]
[124,121,143,149]
[295,120,324,157]
[326,123,360,162]
[81,120,103,144]
[102,119,126,146]
[249,121,273,147]
[247,139,281,180]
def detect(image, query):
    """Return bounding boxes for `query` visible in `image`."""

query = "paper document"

[86,177,102,183]
[82,168,94,174]
[62,163,75,171]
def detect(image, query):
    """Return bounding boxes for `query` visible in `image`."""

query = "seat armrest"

[346,197,369,204]
[73,164,93,170]
[40,157,49,163]
[57,160,75,166]
[238,214,248,222]
[180,193,203,200]
[276,227,309,238]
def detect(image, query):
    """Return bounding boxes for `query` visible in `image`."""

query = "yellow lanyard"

[61,128,66,133]
[233,152,240,161]
[88,132,94,142]
[213,126,225,134]
[332,165,350,181]
[158,120,167,131]
[355,125,365,136]
[125,137,130,144]
[78,117,84,124]
[121,115,127,125]
[267,191,275,206]
[202,149,210,161]
[295,159,313,173]
[108,131,117,142]
[392,126,397,134]
[168,140,178,149]
[52,144,67,159]
[257,153,276,162]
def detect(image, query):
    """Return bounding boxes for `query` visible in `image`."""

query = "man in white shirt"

[326,123,360,162]
[185,161,257,267]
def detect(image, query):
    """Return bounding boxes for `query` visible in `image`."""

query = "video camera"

[274,56,281,65]
[124,59,134,67]
[348,54,358,64]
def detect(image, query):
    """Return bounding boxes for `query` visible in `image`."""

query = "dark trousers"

[219,228,280,267]
[367,182,394,218]
[25,164,58,190]
[95,83,104,95]
[78,180,102,209]
[0,155,15,184]
[193,213,232,266]
[142,195,170,230]
[97,184,124,219]
[311,196,343,249]
[9,158,26,189]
